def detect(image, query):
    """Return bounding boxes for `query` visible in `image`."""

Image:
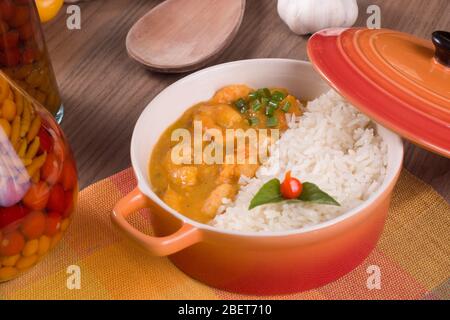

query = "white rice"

[210,90,388,232]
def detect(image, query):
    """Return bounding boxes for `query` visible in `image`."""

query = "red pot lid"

[307,28,450,158]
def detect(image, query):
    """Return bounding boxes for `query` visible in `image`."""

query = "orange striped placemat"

[1,168,449,300]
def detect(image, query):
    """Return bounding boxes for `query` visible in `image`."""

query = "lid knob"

[432,31,450,67]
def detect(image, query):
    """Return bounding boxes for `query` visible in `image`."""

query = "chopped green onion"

[248,117,259,126]
[268,100,279,109]
[271,91,286,102]
[266,116,278,127]
[265,104,276,117]
[251,100,262,112]
[234,98,247,110]
[248,92,258,100]
[263,88,272,98]
[281,101,291,112]
[260,97,269,106]
[257,88,271,99]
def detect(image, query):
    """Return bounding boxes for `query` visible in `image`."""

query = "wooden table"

[43,0,450,202]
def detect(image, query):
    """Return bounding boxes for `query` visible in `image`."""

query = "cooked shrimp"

[213,105,243,128]
[201,184,236,218]
[211,85,252,104]
[163,186,183,212]
[217,164,237,184]
[236,163,259,178]
[168,166,198,187]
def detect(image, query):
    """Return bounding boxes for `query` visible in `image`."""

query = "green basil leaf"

[298,182,340,206]
[248,179,284,210]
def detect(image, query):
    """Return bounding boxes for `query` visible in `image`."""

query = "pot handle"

[111,188,202,256]
[432,31,450,67]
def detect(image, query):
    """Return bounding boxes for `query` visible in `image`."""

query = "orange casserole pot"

[111,59,404,294]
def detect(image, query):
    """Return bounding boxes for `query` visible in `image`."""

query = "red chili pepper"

[9,5,30,28]
[18,21,33,40]
[0,20,10,35]
[60,160,77,191]
[38,126,53,153]
[41,153,60,185]
[0,47,20,67]
[0,30,19,50]
[62,190,74,218]
[21,46,35,64]
[45,211,62,236]
[47,184,66,213]
[0,205,29,228]
[0,0,15,22]
[280,171,303,199]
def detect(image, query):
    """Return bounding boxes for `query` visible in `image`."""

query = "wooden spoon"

[126,0,246,73]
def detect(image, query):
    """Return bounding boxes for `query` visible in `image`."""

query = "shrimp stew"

[149,85,302,223]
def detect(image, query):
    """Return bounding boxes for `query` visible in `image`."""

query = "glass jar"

[0,0,63,122]
[0,71,76,282]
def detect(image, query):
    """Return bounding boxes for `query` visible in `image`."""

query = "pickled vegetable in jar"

[0,0,63,121]
[0,72,76,282]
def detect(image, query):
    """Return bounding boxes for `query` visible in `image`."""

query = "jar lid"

[307,28,450,158]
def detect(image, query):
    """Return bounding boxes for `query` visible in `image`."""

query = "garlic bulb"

[277,0,359,35]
